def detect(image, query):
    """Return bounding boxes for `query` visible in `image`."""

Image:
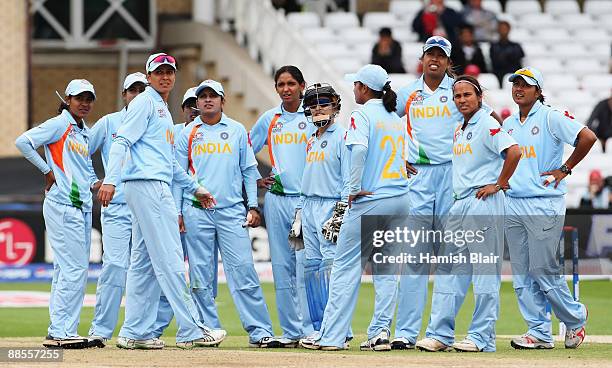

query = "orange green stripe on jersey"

[69,181,83,209]
[404,91,430,164]
[48,125,72,173]
[266,113,285,195]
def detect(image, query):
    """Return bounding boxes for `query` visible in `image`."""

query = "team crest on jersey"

[298,122,307,130]
[531,126,540,135]
[220,132,229,140]
[440,96,448,103]
[321,140,328,148]
[466,132,472,140]
[158,108,167,118]
[193,132,204,142]
[272,121,283,133]
[413,94,424,105]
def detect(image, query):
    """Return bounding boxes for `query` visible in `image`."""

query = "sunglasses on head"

[426,38,450,47]
[148,54,176,69]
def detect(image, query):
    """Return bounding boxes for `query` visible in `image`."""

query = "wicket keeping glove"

[321,201,348,244]
[288,208,304,251]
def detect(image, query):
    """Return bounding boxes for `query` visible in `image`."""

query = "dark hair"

[274,65,305,86]
[537,89,546,103]
[460,24,475,33]
[453,75,483,97]
[379,27,392,37]
[57,100,69,114]
[498,20,511,28]
[373,82,397,112]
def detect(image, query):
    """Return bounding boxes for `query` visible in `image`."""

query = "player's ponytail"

[537,88,546,103]
[381,82,397,113]
[57,101,69,114]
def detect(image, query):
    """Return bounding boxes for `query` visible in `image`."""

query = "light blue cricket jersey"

[396,74,462,165]
[504,101,585,198]
[301,123,350,202]
[175,114,258,209]
[89,109,127,204]
[112,87,178,185]
[249,103,316,196]
[452,108,516,200]
[345,99,409,202]
[22,109,94,211]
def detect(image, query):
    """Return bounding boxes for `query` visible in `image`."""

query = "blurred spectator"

[490,20,524,87]
[272,0,301,13]
[450,24,487,75]
[586,90,612,153]
[412,0,465,44]
[371,27,406,74]
[462,0,498,42]
[464,64,481,77]
[580,170,611,209]
[500,108,511,120]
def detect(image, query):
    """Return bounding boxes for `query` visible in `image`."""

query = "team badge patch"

[193,132,204,142]
[466,132,472,140]
[531,126,539,135]
[440,96,448,103]
[157,108,167,118]
[220,132,229,140]
[272,121,283,133]
[321,140,328,148]
[298,122,307,130]
[413,94,424,105]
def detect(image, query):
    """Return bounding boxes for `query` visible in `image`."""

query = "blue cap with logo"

[344,64,389,92]
[508,67,544,89]
[423,36,452,57]
[195,79,225,98]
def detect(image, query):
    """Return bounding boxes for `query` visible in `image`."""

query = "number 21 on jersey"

[380,135,407,180]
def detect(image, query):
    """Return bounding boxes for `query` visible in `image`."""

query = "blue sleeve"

[547,109,585,147]
[249,112,270,154]
[172,127,190,214]
[15,135,51,174]
[339,131,351,202]
[88,116,107,155]
[239,127,259,208]
[396,88,408,118]
[103,138,129,186]
[484,122,517,156]
[22,117,65,149]
[345,110,369,149]
[88,156,98,187]
[349,144,367,195]
[172,159,199,194]
[115,94,152,145]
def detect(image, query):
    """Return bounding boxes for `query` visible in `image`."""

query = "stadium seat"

[482,0,503,14]
[351,43,374,64]
[389,73,417,88]
[402,42,424,59]
[520,13,556,30]
[508,28,533,43]
[557,90,596,112]
[581,74,612,91]
[527,58,564,74]
[301,27,338,44]
[323,12,359,31]
[484,89,515,111]
[286,12,321,29]
[389,0,423,17]
[363,12,402,32]
[505,0,541,15]
[556,14,596,30]
[584,0,612,16]
[535,28,572,44]
[549,43,589,62]
[478,73,501,91]
[338,27,377,47]
[330,57,363,76]
[545,74,580,90]
[315,42,351,58]
[445,0,463,11]
[521,42,550,59]
[392,27,418,43]
[565,58,607,74]
[571,29,611,44]
[544,0,580,16]
[587,43,612,63]
[574,105,593,123]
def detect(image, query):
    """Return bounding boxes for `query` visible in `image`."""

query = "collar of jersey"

[193,113,228,128]
[274,101,304,115]
[512,100,543,126]
[145,86,164,103]
[417,74,452,92]
[466,107,486,125]
[364,98,382,106]
[60,109,86,130]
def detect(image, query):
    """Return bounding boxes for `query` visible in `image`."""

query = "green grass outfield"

[1,280,611,340]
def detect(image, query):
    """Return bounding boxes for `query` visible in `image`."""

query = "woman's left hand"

[540,169,567,189]
[475,184,500,200]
